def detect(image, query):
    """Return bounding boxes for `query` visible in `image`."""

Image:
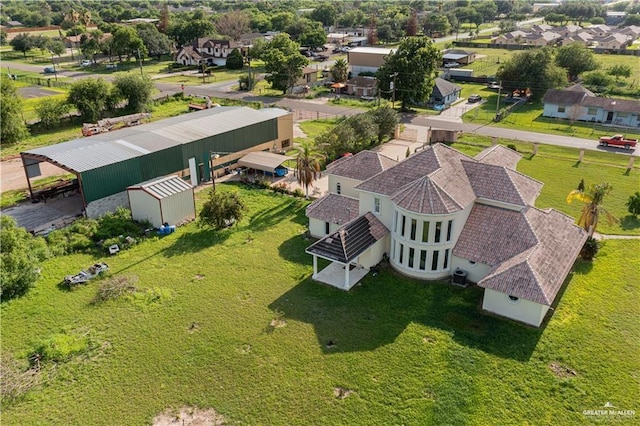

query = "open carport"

[237,151,293,177]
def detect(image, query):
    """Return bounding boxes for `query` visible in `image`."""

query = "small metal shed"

[127,175,195,228]
[237,151,293,175]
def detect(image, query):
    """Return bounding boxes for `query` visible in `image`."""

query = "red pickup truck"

[599,134,638,150]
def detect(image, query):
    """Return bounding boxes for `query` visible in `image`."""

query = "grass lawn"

[452,136,640,236]
[1,185,638,425]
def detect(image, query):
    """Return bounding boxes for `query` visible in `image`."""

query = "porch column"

[313,256,318,278]
[344,263,350,290]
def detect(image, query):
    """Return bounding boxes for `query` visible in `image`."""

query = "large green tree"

[168,19,215,47]
[215,10,250,41]
[331,58,348,83]
[0,76,29,145]
[9,33,35,58]
[262,33,309,94]
[376,37,441,111]
[35,98,71,128]
[555,42,597,81]
[422,13,451,37]
[67,78,112,122]
[371,106,399,144]
[310,4,337,27]
[0,216,48,302]
[110,25,146,62]
[136,23,172,60]
[113,75,153,113]
[496,48,566,101]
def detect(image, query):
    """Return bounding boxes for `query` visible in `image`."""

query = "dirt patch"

[549,362,578,378]
[333,387,353,399]
[153,407,226,426]
[187,322,201,334]
[193,274,205,280]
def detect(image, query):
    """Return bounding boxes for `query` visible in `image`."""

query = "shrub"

[507,144,518,152]
[198,190,246,230]
[626,191,640,216]
[225,48,244,70]
[93,207,148,241]
[292,188,305,198]
[580,237,600,261]
[35,98,71,128]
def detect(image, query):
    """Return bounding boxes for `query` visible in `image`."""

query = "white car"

[444,62,460,68]
[80,60,92,67]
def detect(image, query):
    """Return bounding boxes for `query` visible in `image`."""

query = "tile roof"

[306,194,359,225]
[542,88,591,105]
[392,176,462,214]
[474,145,522,169]
[306,212,389,263]
[346,76,378,88]
[461,160,542,206]
[326,150,397,182]
[453,204,538,265]
[476,207,588,305]
[356,144,470,197]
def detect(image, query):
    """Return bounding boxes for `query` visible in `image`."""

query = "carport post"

[21,156,35,200]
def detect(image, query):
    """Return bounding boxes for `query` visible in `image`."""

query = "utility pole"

[495,80,502,122]
[391,72,398,109]
[50,52,58,81]
[137,48,143,76]
[210,153,220,192]
[247,48,252,91]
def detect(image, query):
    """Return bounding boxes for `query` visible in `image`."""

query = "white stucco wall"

[358,192,393,229]
[482,288,549,327]
[309,217,343,238]
[328,175,362,198]
[450,256,492,283]
[358,235,389,268]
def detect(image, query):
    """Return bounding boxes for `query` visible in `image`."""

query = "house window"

[617,112,629,118]
[336,182,341,194]
[391,239,396,259]
[281,139,291,148]
[399,244,404,264]
[446,220,453,242]
[558,106,566,113]
[434,222,442,243]
[374,198,380,214]
[410,219,417,241]
[393,211,398,233]
[401,215,406,237]
[587,107,597,115]
[507,295,520,304]
[419,250,427,270]
[325,222,330,235]
[431,250,439,271]
[443,249,450,270]
[408,248,415,268]
[422,221,430,242]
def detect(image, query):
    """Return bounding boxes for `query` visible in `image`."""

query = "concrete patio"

[313,261,370,291]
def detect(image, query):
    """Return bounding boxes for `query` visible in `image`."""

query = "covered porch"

[306,212,389,291]
[310,256,370,291]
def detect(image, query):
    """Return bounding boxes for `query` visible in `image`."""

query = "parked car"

[105,63,117,69]
[80,59,92,67]
[314,54,329,61]
[468,94,482,103]
[44,66,56,73]
[444,62,460,68]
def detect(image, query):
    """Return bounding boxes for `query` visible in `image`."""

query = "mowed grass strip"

[1,185,638,425]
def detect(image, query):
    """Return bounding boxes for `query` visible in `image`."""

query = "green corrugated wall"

[80,119,277,204]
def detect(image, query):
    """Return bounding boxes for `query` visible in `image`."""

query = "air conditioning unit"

[452,269,468,287]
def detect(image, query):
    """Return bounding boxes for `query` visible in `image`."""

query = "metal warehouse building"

[20,106,293,218]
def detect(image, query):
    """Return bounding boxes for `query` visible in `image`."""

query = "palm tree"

[296,142,324,198]
[331,58,349,83]
[566,182,617,237]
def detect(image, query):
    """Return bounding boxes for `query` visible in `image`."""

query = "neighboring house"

[597,33,631,50]
[542,84,640,127]
[522,31,561,47]
[5,20,23,27]
[605,11,626,26]
[346,76,377,97]
[175,38,245,67]
[327,33,350,44]
[347,47,395,76]
[297,67,319,86]
[559,31,594,46]
[305,144,587,327]
[64,32,112,49]
[442,49,476,65]
[430,78,462,107]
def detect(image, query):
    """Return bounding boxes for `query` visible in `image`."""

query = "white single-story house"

[542,84,640,127]
[305,145,587,327]
[345,76,378,97]
[429,78,462,107]
[127,175,195,228]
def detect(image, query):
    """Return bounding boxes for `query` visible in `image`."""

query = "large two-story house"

[175,38,246,67]
[305,144,587,327]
